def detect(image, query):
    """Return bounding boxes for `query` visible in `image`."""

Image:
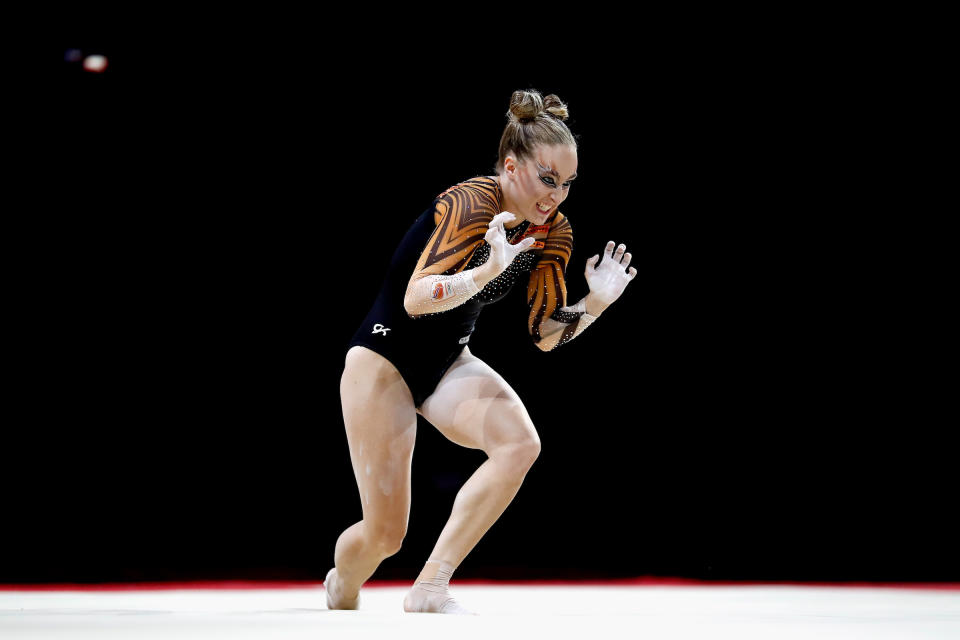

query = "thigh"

[417,347,540,454]
[340,346,418,525]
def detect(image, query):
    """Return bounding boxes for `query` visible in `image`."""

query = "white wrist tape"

[575,297,603,318]
[568,299,599,327]
[405,270,481,317]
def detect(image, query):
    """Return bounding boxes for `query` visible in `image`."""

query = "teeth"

[537,202,551,212]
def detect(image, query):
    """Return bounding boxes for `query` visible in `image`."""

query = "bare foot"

[402,561,475,614]
[324,568,360,610]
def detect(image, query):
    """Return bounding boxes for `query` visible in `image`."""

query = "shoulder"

[434,176,500,204]
[432,176,502,225]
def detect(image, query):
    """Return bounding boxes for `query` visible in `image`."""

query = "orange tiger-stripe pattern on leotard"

[526,213,577,342]
[409,175,582,346]
[410,178,501,279]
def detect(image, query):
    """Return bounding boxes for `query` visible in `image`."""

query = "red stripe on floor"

[2,578,959,591]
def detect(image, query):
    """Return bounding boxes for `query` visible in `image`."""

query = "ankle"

[413,560,458,588]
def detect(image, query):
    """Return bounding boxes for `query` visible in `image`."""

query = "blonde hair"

[495,89,577,173]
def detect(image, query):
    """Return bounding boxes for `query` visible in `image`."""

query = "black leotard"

[347,176,581,407]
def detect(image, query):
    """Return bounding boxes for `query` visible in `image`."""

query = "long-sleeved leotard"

[347,176,597,407]
[404,176,596,350]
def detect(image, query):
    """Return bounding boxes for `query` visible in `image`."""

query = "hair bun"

[542,94,569,122]
[496,89,577,175]
[509,90,544,123]
[509,90,569,123]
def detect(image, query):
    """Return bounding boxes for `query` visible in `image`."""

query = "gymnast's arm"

[528,227,636,351]
[527,257,604,352]
[531,296,603,352]
[403,202,535,317]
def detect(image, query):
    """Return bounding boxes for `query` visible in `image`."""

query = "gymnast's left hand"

[584,241,637,315]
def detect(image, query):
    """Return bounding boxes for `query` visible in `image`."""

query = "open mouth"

[535,201,554,215]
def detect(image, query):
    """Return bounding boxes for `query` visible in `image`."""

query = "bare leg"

[404,347,541,613]
[326,346,418,608]
[427,452,534,567]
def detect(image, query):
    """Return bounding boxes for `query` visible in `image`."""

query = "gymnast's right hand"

[484,212,536,274]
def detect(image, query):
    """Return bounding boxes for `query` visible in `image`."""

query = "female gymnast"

[325,89,636,614]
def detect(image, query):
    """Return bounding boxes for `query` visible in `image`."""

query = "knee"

[522,434,542,470]
[365,521,407,556]
[496,432,541,478]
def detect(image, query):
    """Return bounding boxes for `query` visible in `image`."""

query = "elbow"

[404,278,426,318]
[403,296,418,318]
[404,292,426,318]
[403,284,415,317]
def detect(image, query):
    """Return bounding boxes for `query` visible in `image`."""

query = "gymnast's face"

[501,144,578,227]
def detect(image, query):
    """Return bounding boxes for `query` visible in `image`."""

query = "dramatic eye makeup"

[536,161,577,188]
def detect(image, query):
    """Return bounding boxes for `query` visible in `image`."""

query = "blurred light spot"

[65,49,83,63]
[83,55,108,73]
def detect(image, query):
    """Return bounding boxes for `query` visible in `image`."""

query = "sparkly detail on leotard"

[346,176,597,407]
[404,176,588,349]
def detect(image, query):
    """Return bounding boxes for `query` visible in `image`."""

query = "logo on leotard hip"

[372,323,391,336]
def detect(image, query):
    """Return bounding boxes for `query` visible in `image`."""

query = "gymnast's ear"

[502,154,521,177]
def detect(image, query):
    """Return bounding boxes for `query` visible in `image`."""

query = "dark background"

[8,31,953,584]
